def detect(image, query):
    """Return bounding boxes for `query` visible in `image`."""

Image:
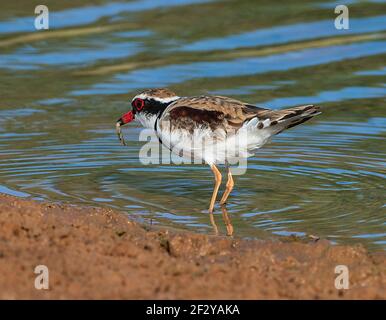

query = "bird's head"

[117,88,180,127]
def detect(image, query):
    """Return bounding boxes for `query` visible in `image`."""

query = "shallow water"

[0,0,385,251]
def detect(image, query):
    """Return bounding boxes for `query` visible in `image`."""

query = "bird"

[116,88,321,213]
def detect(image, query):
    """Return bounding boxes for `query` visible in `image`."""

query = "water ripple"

[72,40,386,95]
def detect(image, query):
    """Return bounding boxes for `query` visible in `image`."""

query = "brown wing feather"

[161,96,267,132]
[160,95,320,133]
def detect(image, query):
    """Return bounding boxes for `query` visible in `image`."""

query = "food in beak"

[116,122,126,146]
[116,111,134,146]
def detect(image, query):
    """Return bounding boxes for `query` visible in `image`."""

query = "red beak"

[117,111,135,125]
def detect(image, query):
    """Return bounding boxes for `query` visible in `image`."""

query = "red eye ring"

[132,98,145,111]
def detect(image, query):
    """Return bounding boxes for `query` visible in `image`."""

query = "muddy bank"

[0,194,384,299]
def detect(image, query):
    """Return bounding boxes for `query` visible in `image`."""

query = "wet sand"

[0,194,384,299]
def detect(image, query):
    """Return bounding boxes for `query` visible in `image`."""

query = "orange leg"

[209,164,222,213]
[220,167,234,205]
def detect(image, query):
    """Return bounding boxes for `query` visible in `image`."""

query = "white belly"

[156,122,274,165]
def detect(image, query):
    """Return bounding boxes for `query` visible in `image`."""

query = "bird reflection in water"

[209,205,234,236]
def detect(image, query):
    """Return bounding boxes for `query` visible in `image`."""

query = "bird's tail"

[264,105,321,134]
